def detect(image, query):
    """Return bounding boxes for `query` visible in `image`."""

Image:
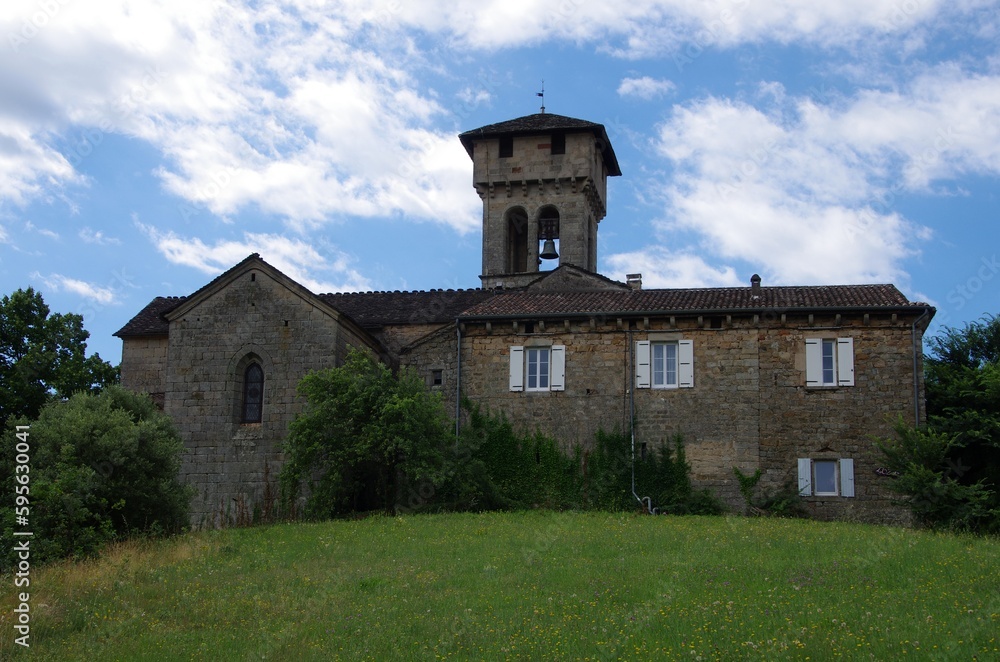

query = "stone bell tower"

[459,113,622,289]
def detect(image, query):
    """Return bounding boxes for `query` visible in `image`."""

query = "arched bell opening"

[505,206,529,273]
[538,205,560,269]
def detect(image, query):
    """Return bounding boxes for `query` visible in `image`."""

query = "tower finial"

[537,80,545,113]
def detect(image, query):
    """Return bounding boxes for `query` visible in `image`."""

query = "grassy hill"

[2,512,998,660]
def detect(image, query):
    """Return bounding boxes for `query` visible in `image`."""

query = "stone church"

[116,112,935,526]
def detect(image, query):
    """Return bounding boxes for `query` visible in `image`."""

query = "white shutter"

[678,340,694,388]
[805,339,822,386]
[797,458,812,496]
[550,345,566,391]
[509,346,524,391]
[635,340,651,389]
[837,337,855,386]
[839,458,855,497]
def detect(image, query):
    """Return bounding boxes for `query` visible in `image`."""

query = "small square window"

[799,458,855,497]
[499,136,513,158]
[551,133,565,155]
[813,460,838,496]
[431,369,443,387]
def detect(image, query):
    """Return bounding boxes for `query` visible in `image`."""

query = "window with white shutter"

[805,337,855,387]
[511,345,565,392]
[509,346,524,391]
[798,458,855,498]
[837,338,855,386]
[635,340,651,389]
[550,345,566,391]
[678,340,694,388]
[637,340,694,389]
[798,458,812,496]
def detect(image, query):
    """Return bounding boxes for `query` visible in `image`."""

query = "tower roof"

[459,113,621,176]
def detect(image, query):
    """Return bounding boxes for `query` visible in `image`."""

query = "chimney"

[750,274,761,299]
[626,273,642,290]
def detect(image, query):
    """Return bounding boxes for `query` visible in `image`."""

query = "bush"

[280,350,454,518]
[561,424,721,515]
[731,467,807,518]
[0,387,192,565]
[448,400,582,511]
[281,356,720,519]
[877,419,998,533]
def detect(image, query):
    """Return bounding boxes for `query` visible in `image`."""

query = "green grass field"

[3,512,998,660]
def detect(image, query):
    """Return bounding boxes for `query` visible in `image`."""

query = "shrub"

[280,350,454,518]
[0,387,192,565]
[877,419,998,533]
[447,400,581,511]
[281,357,720,519]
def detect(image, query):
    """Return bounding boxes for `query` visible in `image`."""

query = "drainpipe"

[455,320,462,441]
[629,329,654,513]
[911,307,932,427]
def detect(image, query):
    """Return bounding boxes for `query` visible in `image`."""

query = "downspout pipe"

[911,306,932,427]
[455,320,462,442]
[629,329,654,514]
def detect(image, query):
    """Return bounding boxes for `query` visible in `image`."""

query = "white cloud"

[604,248,742,288]
[617,76,675,99]
[137,223,371,293]
[32,272,117,305]
[335,0,967,55]
[25,221,58,239]
[0,0,984,230]
[650,68,1000,286]
[0,2,480,232]
[79,227,121,245]
[457,86,492,108]
[0,123,81,206]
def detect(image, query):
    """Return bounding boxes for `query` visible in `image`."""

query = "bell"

[539,239,559,260]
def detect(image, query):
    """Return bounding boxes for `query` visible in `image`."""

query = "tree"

[924,315,1000,515]
[280,350,453,518]
[0,288,118,430]
[876,419,997,532]
[877,315,1000,533]
[1,387,193,564]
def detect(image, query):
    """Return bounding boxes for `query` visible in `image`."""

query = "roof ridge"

[321,287,485,296]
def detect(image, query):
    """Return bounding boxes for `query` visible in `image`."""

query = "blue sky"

[1,1,998,365]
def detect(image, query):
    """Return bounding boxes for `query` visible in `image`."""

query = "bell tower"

[459,113,621,289]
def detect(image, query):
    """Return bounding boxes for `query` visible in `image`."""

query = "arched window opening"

[242,363,264,423]
[538,206,560,268]
[505,207,529,273]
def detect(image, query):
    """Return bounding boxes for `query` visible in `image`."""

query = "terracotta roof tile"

[320,289,495,327]
[458,284,925,318]
[115,281,927,338]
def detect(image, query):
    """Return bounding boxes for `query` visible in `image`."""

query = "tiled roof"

[458,285,926,319]
[460,113,603,136]
[320,289,495,328]
[113,296,186,337]
[115,281,927,338]
[459,113,622,176]
[115,289,495,337]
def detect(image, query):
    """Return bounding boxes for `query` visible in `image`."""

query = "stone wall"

[119,335,168,408]
[756,319,922,523]
[454,312,924,520]
[472,131,607,284]
[162,266,379,527]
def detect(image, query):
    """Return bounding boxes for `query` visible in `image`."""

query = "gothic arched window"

[242,363,264,423]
